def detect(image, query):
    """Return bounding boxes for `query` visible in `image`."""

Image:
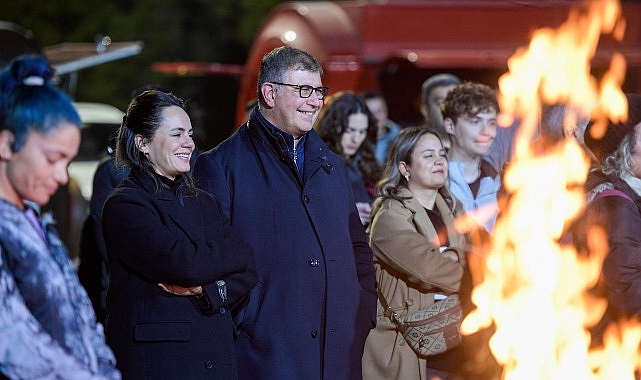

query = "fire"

[461,0,641,378]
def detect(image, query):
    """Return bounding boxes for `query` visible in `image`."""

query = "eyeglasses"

[270,82,330,100]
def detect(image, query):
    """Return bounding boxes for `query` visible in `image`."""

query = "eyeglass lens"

[271,82,328,99]
[298,85,328,99]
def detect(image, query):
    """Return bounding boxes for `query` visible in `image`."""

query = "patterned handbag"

[378,289,463,356]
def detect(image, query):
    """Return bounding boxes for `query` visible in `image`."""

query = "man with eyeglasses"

[194,46,376,380]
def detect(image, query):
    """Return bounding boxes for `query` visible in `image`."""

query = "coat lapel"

[398,188,441,247]
[158,191,202,239]
[133,170,200,239]
[397,187,466,249]
[434,195,466,249]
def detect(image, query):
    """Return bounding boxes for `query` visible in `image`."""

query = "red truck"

[230,0,641,127]
[152,1,641,129]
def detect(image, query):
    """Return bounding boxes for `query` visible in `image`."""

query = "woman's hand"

[158,283,203,296]
[356,202,372,226]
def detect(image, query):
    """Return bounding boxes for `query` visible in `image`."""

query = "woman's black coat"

[102,168,256,379]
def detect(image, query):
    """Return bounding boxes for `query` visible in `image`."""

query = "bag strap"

[593,188,634,203]
[376,286,403,327]
[560,187,635,246]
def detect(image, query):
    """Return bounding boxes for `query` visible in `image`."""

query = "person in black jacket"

[102,89,257,379]
[576,93,641,346]
[78,136,129,324]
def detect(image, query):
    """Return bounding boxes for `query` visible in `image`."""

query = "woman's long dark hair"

[314,91,381,186]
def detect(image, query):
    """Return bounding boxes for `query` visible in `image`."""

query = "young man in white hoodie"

[442,82,501,234]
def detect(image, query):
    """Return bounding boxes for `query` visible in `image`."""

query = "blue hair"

[0,55,81,151]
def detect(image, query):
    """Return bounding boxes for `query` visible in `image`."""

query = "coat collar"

[246,109,333,179]
[586,169,641,208]
[393,187,460,247]
[622,172,641,197]
[129,168,186,202]
[246,108,301,153]
[126,168,200,238]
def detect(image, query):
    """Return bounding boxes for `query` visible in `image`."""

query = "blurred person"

[362,127,468,380]
[539,103,595,162]
[573,94,641,345]
[486,103,594,173]
[78,136,129,324]
[245,98,258,121]
[193,46,376,380]
[0,55,120,379]
[485,121,518,173]
[101,89,257,379]
[362,90,401,165]
[420,73,461,149]
[315,91,382,225]
[442,82,501,234]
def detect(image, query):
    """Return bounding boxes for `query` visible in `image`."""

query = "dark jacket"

[345,154,373,203]
[574,170,641,340]
[78,156,129,323]
[193,109,377,380]
[102,168,257,380]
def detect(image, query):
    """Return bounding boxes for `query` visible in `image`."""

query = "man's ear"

[260,83,276,108]
[443,117,455,135]
[0,130,15,160]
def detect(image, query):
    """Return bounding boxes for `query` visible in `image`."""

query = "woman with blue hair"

[0,56,120,379]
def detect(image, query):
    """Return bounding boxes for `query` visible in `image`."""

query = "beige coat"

[362,188,467,380]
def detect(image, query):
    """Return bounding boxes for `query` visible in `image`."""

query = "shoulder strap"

[593,188,634,203]
[561,188,635,246]
[376,287,402,326]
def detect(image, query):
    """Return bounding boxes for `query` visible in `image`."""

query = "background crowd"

[1,42,640,380]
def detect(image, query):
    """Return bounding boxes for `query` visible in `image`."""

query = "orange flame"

[462,0,641,378]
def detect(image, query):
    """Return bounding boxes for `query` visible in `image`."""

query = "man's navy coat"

[193,109,377,380]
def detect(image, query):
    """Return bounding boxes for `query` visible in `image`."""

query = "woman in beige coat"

[362,127,468,380]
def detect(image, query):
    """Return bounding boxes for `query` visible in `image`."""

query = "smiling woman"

[363,127,469,380]
[101,89,257,379]
[136,105,194,180]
